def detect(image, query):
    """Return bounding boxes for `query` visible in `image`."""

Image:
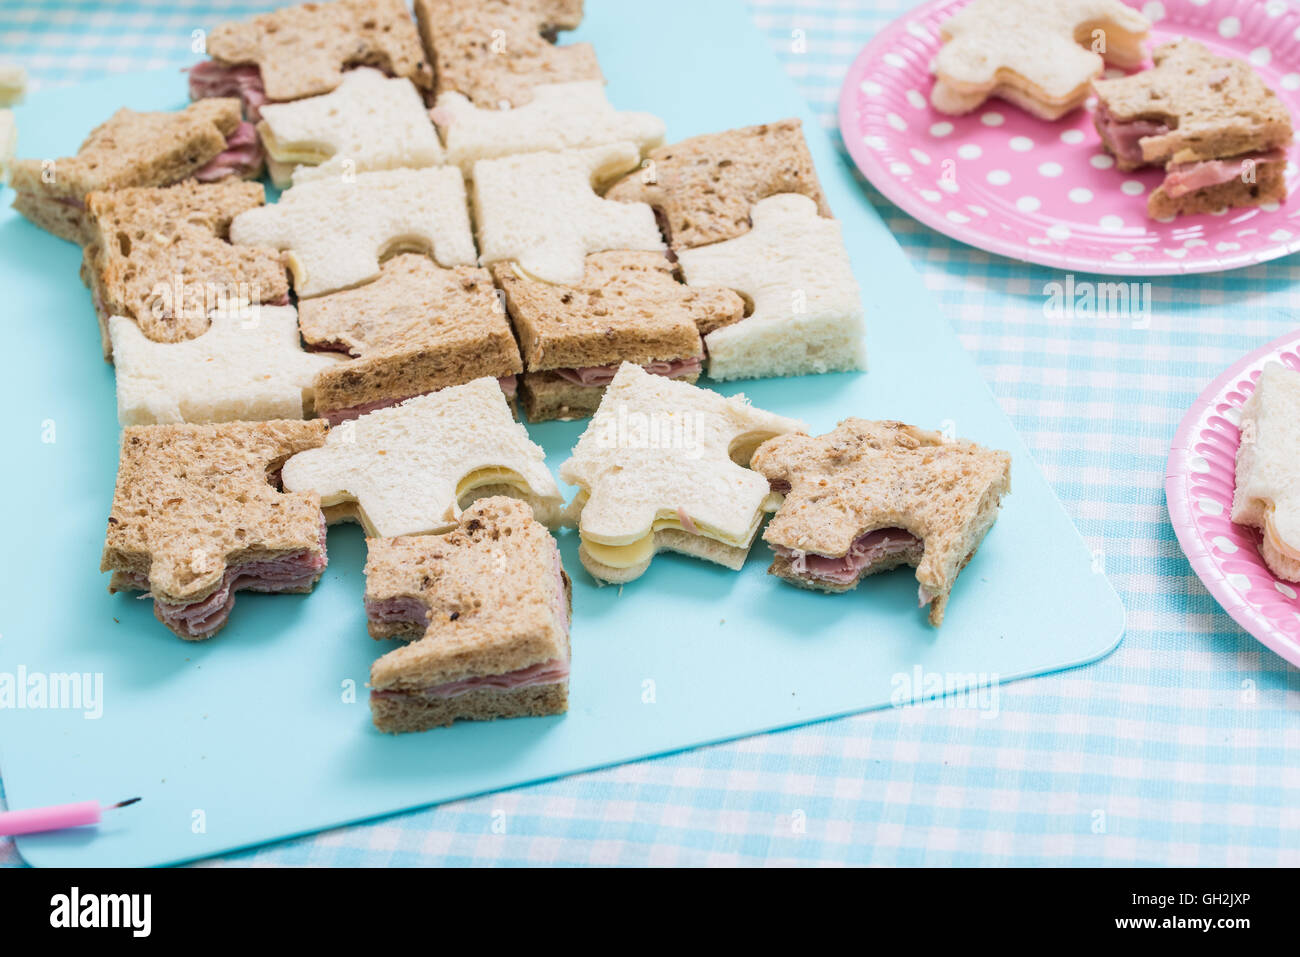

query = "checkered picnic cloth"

[1,0,1297,868]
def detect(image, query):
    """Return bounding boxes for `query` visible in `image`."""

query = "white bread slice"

[471,142,663,284]
[281,377,563,537]
[0,109,13,184]
[436,81,664,173]
[1232,363,1300,581]
[678,193,866,381]
[559,362,806,583]
[258,68,444,185]
[109,304,340,426]
[0,64,25,106]
[230,166,475,297]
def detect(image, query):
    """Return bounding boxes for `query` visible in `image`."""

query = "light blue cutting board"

[0,0,1124,867]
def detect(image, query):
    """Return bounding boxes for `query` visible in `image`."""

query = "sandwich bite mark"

[1232,363,1300,582]
[366,497,571,733]
[752,420,1011,626]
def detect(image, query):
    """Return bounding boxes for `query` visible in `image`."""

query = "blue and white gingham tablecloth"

[0,0,1296,867]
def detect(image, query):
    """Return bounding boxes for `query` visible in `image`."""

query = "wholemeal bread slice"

[10,98,244,244]
[230,166,476,298]
[82,178,289,359]
[604,118,830,252]
[101,420,329,637]
[677,194,867,381]
[415,0,600,108]
[258,67,443,185]
[204,0,431,103]
[472,143,663,284]
[752,420,1011,626]
[298,253,522,423]
[1147,156,1287,219]
[282,377,564,537]
[1231,363,1300,582]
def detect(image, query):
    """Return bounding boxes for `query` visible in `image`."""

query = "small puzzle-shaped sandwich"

[560,363,807,583]
[1232,363,1300,582]
[10,99,260,244]
[415,0,601,108]
[109,305,340,426]
[230,166,476,297]
[366,497,571,733]
[1092,39,1294,218]
[491,250,744,421]
[281,377,564,537]
[0,64,25,107]
[678,194,867,381]
[0,108,14,184]
[472,142,664,284]
[101,420,330,640]
[189,0,431,118]
[751,420,1011,626]
[82,179,290,360]
[257,67,443,186]
[434,80,664,172]
[930,0,1149,120]
[298,253,522,424]
[605,118,830,252]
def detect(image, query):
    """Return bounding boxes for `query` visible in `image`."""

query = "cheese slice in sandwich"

[366,497,571,733]
[752,419,1011,626]
[559,362,807,583]
[281,377,564,537]
[1231,363,1300,582]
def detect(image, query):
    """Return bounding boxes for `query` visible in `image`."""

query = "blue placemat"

[0,0,1296,867]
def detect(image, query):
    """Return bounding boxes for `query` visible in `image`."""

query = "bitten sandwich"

[1092,40,1294,218]
[1232,363,1300,581]
[10,99,261,244]
[101,420,330,640]
[752,420,1011,626]
[367,497,571,733]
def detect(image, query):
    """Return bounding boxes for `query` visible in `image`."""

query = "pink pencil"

[0,798,140,837]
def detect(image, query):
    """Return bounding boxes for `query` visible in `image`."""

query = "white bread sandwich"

[230,166,476,298]
[366,497,570,733]
[491,251,744,421]
[10,99,261,244]
[109,304,340,426]
[678,194,866,381]
[560,362,807,583]
[257,67,443,186]
[188,0,431,120]
[415,0,600,108]
[102,420,330,640]
[1232,363,1300,581]
[930,0,1149,119]
[0,109,13,185]
[281,377,564,537]
[298,254,522,424]
[434,80,663,173]
[1092,40,1293,218]
[751,420,1012,626]
[0,64,25,107]
[471,142,663,285]
[81,178,290,360]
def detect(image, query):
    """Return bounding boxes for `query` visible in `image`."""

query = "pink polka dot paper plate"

[1166,331,1300,666]
[838,0,1300,275]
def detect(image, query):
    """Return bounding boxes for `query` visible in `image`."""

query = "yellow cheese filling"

[578,506,763,569]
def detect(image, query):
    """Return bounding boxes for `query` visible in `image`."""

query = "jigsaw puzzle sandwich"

[1232,363,1300,582]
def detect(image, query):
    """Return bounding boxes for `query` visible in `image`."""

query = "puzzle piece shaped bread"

[258,68,443,185]
[752,419,1011,625]
[230,166,476,297]
[678,194,866,381]
[281,377,563,537]
[435,80,664,171]
[109,304,340,426]
[1232,363,1300,582]
[415,0,600,108]
[931,0,1149,119]
[559,362,806,582]
[207,0,431,102]
[472,142,663,284]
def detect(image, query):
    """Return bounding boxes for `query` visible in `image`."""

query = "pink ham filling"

[552,356,703,388]
[120,513,328,638]
[1161,148,1287,198]
[188,61,268,119]
[321,375,518,426]
[774,528,921,587]
[194,120,264,181]
[1094,102,1171,166]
